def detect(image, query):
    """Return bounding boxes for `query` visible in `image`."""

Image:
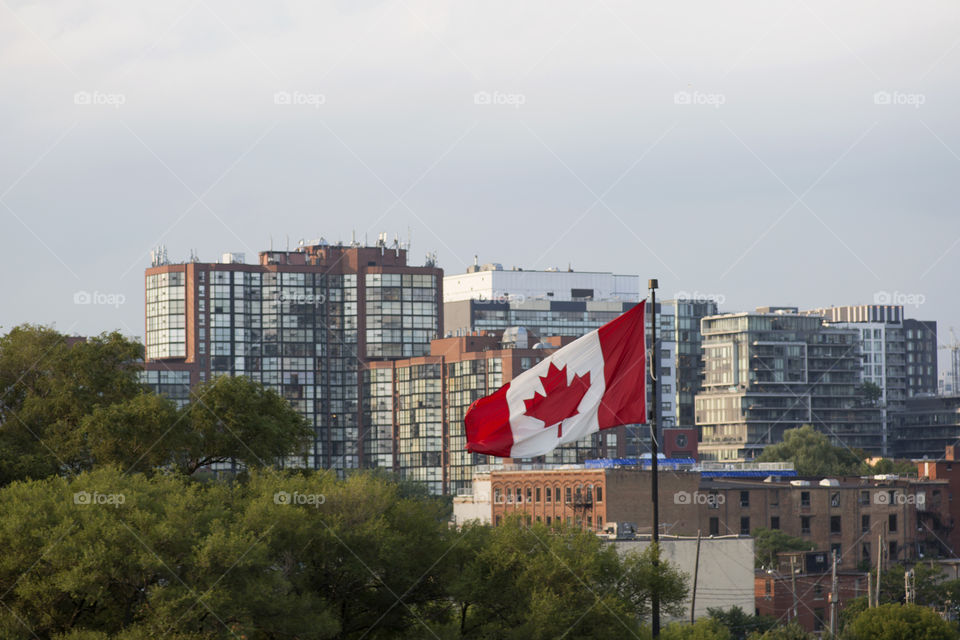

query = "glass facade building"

[695,311,881,461]
[142,241,442,474]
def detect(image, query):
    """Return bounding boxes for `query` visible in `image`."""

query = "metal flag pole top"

[649,278,661,638]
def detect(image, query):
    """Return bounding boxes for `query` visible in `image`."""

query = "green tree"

[77,392,181,473]
[752,528,815,569]
[447,517,688,639]
[878,563,949,607]
[859,381,882,405]
[708,606,777,640]
[840,603,959,640]
[0,327,144,483]
[661,618,733,639]
[748,623,815,640]
[861,458,917,477]
[756,425,862,476]
[175,375,313,474]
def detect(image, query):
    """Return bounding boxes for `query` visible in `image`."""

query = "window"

[830,516,841,534]
[495,515,502,526]
[740,491,750,507]
[801,491,810,507]
[546,516,551,525]
[596,487,603,502]
[526,488,532,503]
[830,492,840,508]
[862,542,871,563]
[546,487,552,503]
[862,515,870,533]
[889,541,898,560]
[565,487,572,503]
[860,490,870,506]
[801,516,811,534]
[771,516,780,530]
[888,490,896,505]
[494,488,502,503]
[770,490,779,507]
[536,488,541,502]
[516,488,522,504]
[507,489,513,504]
[888,514,897,532]
[709,517,720,536]
[740,517,750,535]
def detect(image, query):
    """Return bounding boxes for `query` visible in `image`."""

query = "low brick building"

[917,445,960,554]
[484,466,700,532]
[755,553,867,634]
[701,476,951,571]
[455,465,955,572]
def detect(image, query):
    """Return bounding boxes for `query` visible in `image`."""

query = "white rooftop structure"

[443,260,640,304]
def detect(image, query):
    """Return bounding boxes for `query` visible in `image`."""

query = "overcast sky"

[2,1,959,367]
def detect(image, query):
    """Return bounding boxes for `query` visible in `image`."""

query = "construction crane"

[939,327,960,394]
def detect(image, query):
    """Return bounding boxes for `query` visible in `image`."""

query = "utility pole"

[690,530,702,624]
[830,549,839,636]
[790,555,799,621]
[649,279,660,639]
[876,532,884,607]
[868,571,873,608]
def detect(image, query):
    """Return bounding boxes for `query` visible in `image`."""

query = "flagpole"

[649,278,660,639]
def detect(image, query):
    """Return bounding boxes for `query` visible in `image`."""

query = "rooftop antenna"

[407,226,411,251]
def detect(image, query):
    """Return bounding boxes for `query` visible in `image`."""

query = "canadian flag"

[465,301,647,458]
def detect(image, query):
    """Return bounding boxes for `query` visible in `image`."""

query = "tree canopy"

[0,325,311,484]
[756,425,863,476]
[751,528,815,569]
[840,603,959,640]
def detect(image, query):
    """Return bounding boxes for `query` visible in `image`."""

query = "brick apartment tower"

[143,239,442,473]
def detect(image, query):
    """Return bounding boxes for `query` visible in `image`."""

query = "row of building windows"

[493,484,603,504]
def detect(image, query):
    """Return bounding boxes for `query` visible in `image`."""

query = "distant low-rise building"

[454,464,954,572]
[755,552,867,634]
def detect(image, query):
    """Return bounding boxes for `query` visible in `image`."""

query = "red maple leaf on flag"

[523,362,591,437]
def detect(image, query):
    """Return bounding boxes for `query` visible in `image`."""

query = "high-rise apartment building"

[695,309,880,461]
[801,306,939,453]
[142,239,442,472]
